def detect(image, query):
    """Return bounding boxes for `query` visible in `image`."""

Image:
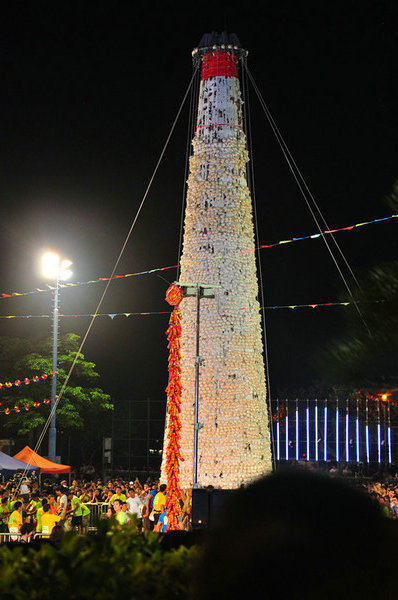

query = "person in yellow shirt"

[41,504,62,538]
[152,484,167,526]
[8,501,23,533]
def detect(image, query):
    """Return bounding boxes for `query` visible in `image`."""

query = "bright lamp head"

[41,252,73,280]
[41,252,60,279]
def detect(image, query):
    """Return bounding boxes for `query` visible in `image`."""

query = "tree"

[0,333,113,464]
[316,180,398,396]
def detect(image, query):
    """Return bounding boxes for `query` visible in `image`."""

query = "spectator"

[121,502,130,524]
[113,499,126,527]
[126,488,143,521]
[141,483,157,531]
[56,487,68,523]
[19,522,34,543]
[35,497,48,534]
[41,504,62,538]
[47,494,58,515]
[8,501,23,533]
[109,486,126,506]
[194,470,397,600]
[152,484,167,525]
[0,497,11,533]
[67,490,83,533]
[50,524,65,542]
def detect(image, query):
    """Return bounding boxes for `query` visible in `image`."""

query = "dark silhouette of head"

[194,469,397,600]
[49,524,65,542]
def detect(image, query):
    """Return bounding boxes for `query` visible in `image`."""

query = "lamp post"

[41,252,72,463]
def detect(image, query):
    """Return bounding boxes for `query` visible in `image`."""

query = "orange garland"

[164,285,184,530]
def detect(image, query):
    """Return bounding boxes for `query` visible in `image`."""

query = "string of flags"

[0,214,396,301]
[0,300,383,321]
[0,371,55,391]
[0,397,52,415]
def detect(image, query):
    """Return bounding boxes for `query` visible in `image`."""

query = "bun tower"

[161,33,272,489]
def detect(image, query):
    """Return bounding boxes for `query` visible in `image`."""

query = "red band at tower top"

[201,50,238,80]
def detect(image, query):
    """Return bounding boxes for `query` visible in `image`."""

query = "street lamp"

[41,252,72,463]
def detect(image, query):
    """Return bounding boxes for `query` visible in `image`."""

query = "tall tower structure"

[161,33,272,489]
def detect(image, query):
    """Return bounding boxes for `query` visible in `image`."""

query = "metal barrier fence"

[0,502,109,542]
[0,532,43,543]
[82,502,109,528]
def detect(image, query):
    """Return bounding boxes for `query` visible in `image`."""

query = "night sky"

[1,1,397,411]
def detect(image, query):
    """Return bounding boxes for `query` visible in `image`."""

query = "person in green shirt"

[26,494,41,524]
[81,503,91,534]
[36,497,48,533]
[67,491,83,533]
[0,497,11,533]
[113,499,127,527]
[108,486,127,507]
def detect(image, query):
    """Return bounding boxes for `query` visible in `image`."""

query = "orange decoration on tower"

[164,284,184,530]
[165,283,184,307]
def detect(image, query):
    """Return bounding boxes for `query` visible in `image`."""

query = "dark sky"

[0,1,397,405]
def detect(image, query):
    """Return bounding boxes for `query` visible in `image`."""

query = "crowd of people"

[0,468,397,542]
[0,472,192,541]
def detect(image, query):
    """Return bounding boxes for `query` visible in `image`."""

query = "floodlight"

[41,252,60,279]
[41,252,72,280]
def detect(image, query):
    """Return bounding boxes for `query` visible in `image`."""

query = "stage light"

[365,425,370,463]
[324,402,328,461]
[276,401,280,461]
[295,401,299,461]
[388,426,392,464]
[314,402,318,461]
[285,413,289,461]
[336,404,340,462]
[306,403,310,461]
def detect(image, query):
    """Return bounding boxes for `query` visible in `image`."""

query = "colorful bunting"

[0,299,383,321]
[0,371,55,391]
[0,396,51,415]
[0,214,396,301]
[164,284,184,531]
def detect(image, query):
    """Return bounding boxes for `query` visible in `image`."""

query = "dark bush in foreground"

[0,521,199,600]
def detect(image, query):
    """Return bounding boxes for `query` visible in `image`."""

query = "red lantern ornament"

[165,284,183,307]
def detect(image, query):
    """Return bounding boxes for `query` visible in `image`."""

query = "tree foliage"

[316,180,398,394]
[0,520,200,599]
[0,333,113,444]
